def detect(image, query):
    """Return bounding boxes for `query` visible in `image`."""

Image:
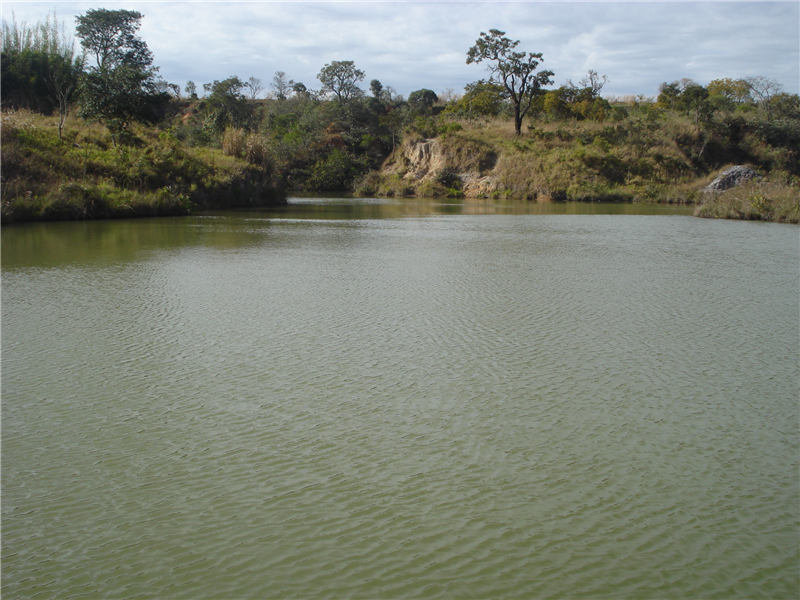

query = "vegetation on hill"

[357,98,798,213]
[1,11,798,224]
[1,109,282,223]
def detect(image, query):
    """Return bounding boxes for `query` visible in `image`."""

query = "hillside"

[355,108,799,218]
[1,110,285,224]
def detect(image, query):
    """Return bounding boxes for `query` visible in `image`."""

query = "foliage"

[5,8,799,218]
[307,149,368,191]
[201,76,254,133]
[1,10,84,129]
[466,29,554,134]
[370,79,383,99]
[407,89,438,115]
[442,80,507,118]
[0,110,283,222]
[360,86,799,203]
[76,8,152,70]
[317,60,365,104]
[707,78,751,108]
[79,64,169,144]
[75,9,169,144]
[536,71,611,122]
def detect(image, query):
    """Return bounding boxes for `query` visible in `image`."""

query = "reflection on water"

[261,194,696,218]
[1,197,693,271]
[2,198,797,599]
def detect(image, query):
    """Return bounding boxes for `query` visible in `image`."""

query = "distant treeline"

[1,9,798,222]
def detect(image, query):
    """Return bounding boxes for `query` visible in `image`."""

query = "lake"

[2,196,798,598]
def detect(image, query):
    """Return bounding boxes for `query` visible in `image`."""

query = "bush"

[222,127,247,157]
[434,168,462,189]
[307,149,366,191]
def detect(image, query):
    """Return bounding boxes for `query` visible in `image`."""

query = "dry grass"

[373,107,799,205]
[694,178,800,223]
[1,110,283,223]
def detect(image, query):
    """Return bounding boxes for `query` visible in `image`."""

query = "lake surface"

[3,197,798,599]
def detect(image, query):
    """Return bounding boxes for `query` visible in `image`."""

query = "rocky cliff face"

[386,137,499,198]
[399,138,448,180]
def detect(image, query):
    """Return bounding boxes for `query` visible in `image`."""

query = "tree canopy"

[466,29,553,135]
[408,89,438,115]
[75,8,166,143]
[203,76,253,131]
[75,8,152,70]
[317,60,365,105]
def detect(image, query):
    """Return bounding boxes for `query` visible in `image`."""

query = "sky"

[2,1,798,99]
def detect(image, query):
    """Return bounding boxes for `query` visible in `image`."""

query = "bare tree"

[746,76,784,120]
[579,70,608,96]
[46,55,84,139]
[246,76,264,100]
[438,88,460,103]
[271,71,294,100]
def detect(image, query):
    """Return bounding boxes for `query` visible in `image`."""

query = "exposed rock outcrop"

[389,137,499,198]
[705,166,760,192]
[461,172,499,198]
[401,138,448,181]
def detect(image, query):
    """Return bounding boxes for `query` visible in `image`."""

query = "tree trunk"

[513,103,522,135]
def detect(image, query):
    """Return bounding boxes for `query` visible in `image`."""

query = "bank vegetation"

[2,11,798,224]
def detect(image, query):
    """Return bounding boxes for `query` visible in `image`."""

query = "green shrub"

[434,168,462,189]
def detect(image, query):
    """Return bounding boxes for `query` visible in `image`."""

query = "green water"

[2,197,797,598]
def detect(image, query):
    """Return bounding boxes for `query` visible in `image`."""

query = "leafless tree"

[579,70,608,96]
[246,76,264,100]
[746,76,784,120]
[271,71,294,101]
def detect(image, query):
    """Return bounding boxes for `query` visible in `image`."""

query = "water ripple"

[2,215,798,599]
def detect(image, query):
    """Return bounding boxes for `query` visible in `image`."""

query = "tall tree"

[370,79,383,99]
[75,8,152,70]
[203,76,253,132]
[185,80,198,99]
[317,60,364,105]
[75,9,166,144]
[466,29,553,135]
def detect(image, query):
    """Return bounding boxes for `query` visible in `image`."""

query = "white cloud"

[2,1,797,96]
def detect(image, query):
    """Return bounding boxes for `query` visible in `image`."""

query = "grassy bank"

[355,105,800,220]
[1,110,285,224]
[694,177,800,223]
